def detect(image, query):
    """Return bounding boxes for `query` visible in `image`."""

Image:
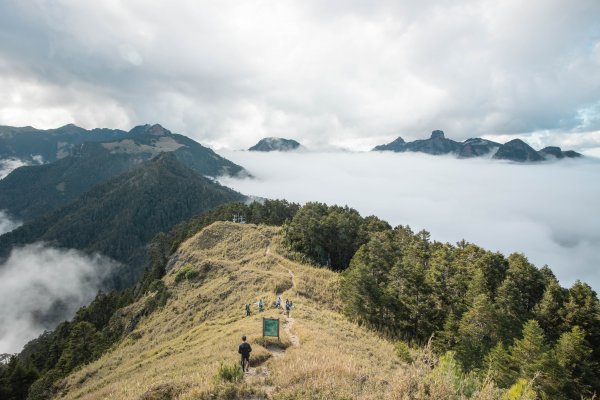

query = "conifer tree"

[533,277,567,343]
[456,294,498,369]
[510,320,564,398]
[554,326,600,397]
[561,281,600,362]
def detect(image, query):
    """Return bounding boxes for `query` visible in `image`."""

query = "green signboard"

[263,318,280,339]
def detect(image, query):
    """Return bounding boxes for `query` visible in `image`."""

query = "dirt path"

[244,242,300,395]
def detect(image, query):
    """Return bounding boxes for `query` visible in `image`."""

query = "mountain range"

[0,124,246,222]
[373,130,582,162]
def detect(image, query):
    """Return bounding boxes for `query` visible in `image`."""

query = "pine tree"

[496,254,545,341]
[510,320,564,398]
[486,342,516,388]
[561,281,600,363]
[533,277,567,343]
[554,326,600,398]
[456,294,498,370]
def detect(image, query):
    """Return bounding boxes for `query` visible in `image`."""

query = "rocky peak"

[430,130,445,139]
[248,137,301,152]
[129,124,172,137]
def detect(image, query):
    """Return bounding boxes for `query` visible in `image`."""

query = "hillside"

[0,124,246,222]
[0,154,245,289]
[50,222,470,399]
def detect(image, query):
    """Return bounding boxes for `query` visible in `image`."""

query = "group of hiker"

[244,296,293,317]
[239,297,294,372]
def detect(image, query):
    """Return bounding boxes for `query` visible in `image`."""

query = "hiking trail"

[244,242,300,395]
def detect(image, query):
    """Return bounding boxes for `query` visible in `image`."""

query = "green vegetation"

[214,362,244,383]
[5,200,599,399]
[282,202,389,270]
[4,199,298,399]
[330,219,600,398]
[0,153,245,289]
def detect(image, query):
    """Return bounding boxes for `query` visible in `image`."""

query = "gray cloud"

[219,151,600,291]
[0,243,118,353]
[0,1,598,151]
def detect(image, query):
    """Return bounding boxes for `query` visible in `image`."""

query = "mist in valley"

[0,243,118,353]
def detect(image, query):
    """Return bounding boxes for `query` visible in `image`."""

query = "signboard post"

[262,317,280,341]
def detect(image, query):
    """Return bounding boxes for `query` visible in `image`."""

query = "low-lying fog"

[220,150,600,291]
[0,243,117,354]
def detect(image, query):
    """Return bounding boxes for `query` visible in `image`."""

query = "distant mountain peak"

[128,124,172,137]
[430,130,445,139]
[248,137,301,152]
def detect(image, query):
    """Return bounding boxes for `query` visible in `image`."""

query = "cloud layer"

[0,243,118,353]
[0,1,599,150]
[219,151,600,291]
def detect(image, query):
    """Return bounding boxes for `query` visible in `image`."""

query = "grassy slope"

[56,222,499,400]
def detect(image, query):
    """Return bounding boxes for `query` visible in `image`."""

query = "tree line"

[281,202,600,398]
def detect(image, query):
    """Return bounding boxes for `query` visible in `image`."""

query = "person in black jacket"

[238,335,252,372]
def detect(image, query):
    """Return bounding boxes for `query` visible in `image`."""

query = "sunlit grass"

[57,222,503,399]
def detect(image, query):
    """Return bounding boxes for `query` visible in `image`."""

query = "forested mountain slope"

[0,153,244,289]
[0,124,246,222]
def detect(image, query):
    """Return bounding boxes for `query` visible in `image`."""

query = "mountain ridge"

[0,124,246,222]
[373,130,582,162]
[0,153,245,289]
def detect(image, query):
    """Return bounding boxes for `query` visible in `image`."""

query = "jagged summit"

[129,123,172,137]
[430,130,445,139]
[373,130,582,162]
[248,137,301,152]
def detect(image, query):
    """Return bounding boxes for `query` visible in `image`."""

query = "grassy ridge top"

[57,222,406,399]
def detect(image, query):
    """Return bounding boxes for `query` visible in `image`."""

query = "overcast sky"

[0,1,599,152]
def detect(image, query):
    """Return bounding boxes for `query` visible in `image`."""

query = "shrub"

[214,362,244,383]
[175,264,199,283]
[395,340,413,363]
[185,269,200,281]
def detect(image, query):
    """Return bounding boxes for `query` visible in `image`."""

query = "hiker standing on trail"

[238,335,252,372]
[285,300,291,317]
[245,303,251,316]
[258,299,264,312]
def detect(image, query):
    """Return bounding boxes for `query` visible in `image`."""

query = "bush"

[214,362,244,383]
[185,269,200,281]
[395,340,413,363]
[175,264,199,283]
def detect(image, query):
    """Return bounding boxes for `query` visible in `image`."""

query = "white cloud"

[219,151,600,291]
[0,210,21,235]
[0,1,598,151]
[0,158,28,179]
[0,243,118,353]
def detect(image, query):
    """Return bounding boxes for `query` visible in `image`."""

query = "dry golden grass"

[57,222,503,400]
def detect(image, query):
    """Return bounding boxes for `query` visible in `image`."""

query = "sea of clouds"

[220,150,600,291]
